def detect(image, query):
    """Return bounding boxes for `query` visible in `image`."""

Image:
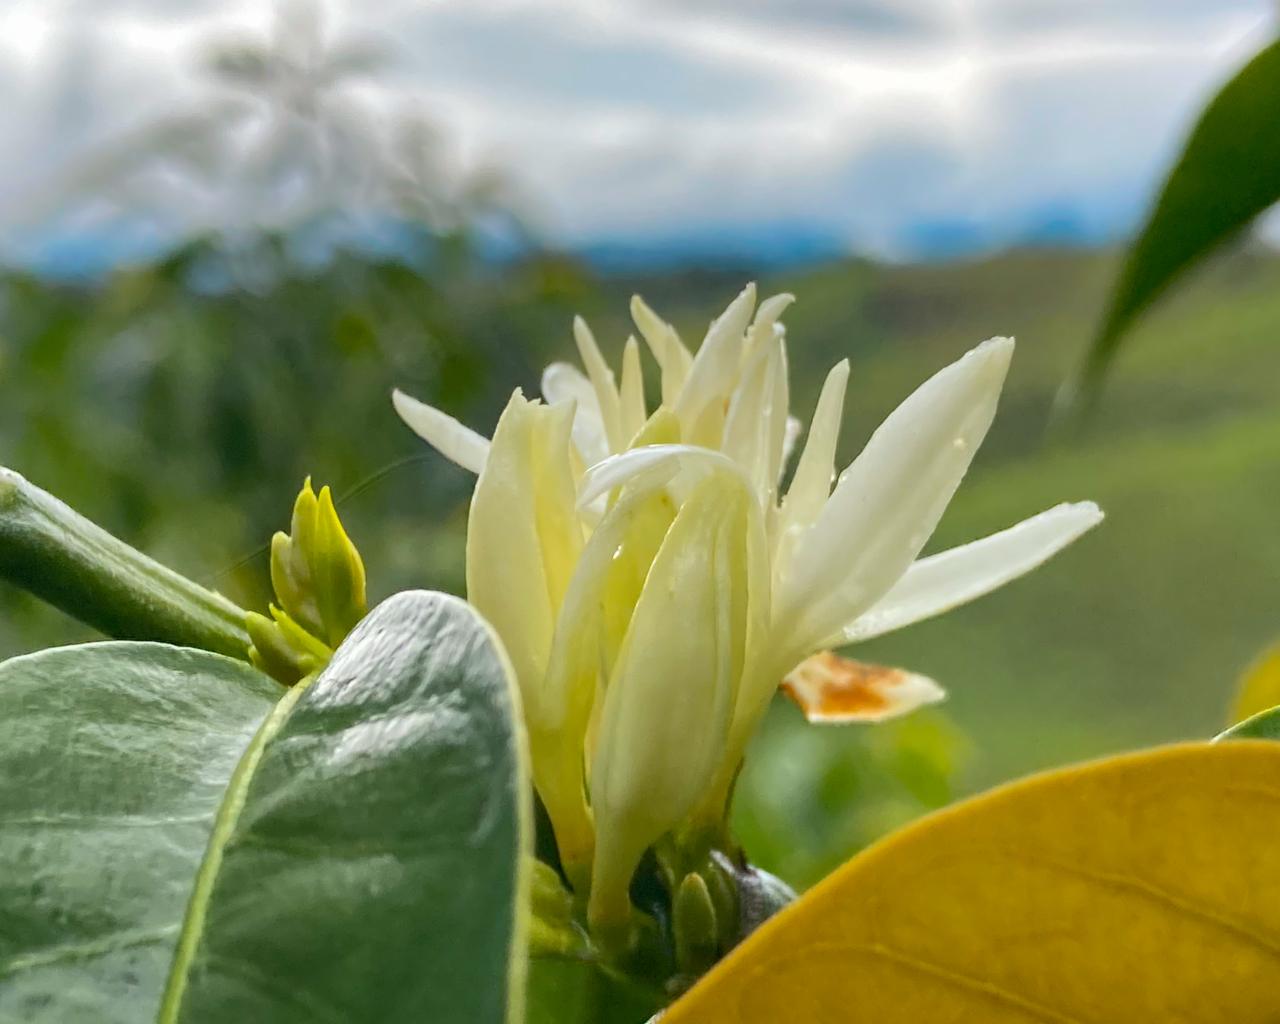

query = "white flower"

[394,285,1102,934]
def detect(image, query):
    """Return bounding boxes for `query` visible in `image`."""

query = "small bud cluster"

[246,478,367,685]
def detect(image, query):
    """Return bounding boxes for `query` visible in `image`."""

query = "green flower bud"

[250,477,368,683]
[246,611,314,686]
[270,478,323,637]
[312,484,367,647]
[672,873,718,976]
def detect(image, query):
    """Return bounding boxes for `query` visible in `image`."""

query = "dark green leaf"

[161,590,531,1024]
[1079,38,1280,393]
[1215,703,1280,742]
[0,643,278,1022]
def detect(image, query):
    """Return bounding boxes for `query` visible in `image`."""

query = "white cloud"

[0,0,1274,263]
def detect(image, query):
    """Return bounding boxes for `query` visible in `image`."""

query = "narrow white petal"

[780,415,803,480]
[741,292,794,370]
[573,316,624,453]
[782,651,946,723]
[663,329,694,403]
[765,335,791,497]
[722,333,791,506]
[834,501,1104,645]
[392,388,490,475]
[777,337,1014,658]
[577,444,745,510]
[542,361,609,467]
[630,295,670,357]
[619,335,647,443]
[777,359,850,546]
[721,335,775,493]
[630,294,693,407]
[674,283,756,432]
[630,293,677,363]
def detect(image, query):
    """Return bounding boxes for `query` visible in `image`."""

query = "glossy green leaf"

[0,643,279,1023]
[160,589,532,1024]
[1079,38,1280,393]
[1216,703,1280,741]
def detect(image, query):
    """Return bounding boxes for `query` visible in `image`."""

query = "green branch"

[0,467,251,660]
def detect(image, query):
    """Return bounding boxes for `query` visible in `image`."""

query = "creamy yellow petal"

[573,316,624,453]
[740,292,793,372]
[618,335,647,443]
[722,333,788,503]
[468,393,580,692]
[630,293,692,407]
[775,359,850,577]
[674,283,756,439]
[542,361,610,467]
[588,477,751,931]
[537,485,674,879]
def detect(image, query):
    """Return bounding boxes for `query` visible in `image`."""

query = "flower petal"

[765,333,791,499]
[542,361,610,467]
[740,292,794,371]
[780,415,802,481]
[547,485,676,764]
[578,444,747,510]
[833,501,1104,646]
[674,283,757,443]
[782,651,945,723]
[778,359,849,539]
[467,391,581,706]
[631,294,693,407]
[573,316,624,453]
[618,335,647,443]
[776,337,1014,661]
[392,389,490,474]
[722,334,785,498]
[588,476,751,930]
[539,484,676,874]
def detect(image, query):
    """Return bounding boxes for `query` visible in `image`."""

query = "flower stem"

[0,467,252,661]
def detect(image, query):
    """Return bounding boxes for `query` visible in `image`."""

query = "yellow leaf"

[663,741,1280,1023]
[1230,640,1280,725]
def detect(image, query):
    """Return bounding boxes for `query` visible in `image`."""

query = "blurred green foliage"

[4,236,1280,889]
[0,230,590,650]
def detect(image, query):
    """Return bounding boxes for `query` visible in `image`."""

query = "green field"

[4,242,1278,886]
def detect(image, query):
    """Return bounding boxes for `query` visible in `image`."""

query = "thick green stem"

[0,467,252,660]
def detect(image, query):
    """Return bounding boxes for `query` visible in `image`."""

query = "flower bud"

[672,872,718,976]
[250,477,368,684]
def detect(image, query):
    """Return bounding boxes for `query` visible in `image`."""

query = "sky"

[0,0,1274,267]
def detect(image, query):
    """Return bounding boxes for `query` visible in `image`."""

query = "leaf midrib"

[155,679,311,1024]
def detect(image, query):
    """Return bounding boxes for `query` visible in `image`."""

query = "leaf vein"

[0,924,178,979]
[1021,853,1280,961]
[850,942,1093,1024]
